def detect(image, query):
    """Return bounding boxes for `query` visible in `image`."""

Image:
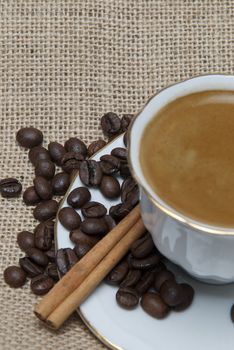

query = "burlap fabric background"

[1,1,234,349]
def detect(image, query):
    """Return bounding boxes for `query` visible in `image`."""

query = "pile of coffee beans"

[105,233,194,318]
[2,113,131,296]
[3,112,197,321]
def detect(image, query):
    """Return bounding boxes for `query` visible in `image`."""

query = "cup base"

[188,274,233,285]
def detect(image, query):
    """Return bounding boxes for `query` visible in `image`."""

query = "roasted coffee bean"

[26,247,49,267]
[81,218,108,235]
[106,260,129,285]
[127,253,134,266]
[130,234,155,259]
[99,155,120,175]
[64,137,87,157]
[0,178,22,198]
[4,266,27,288]
[120,162,131,178]
[80,160,102,186]
[16,127,43,148]
[111,147,127,161]
[116,287,139,309]
[28,146,50,165]
[103,215,116,231]
[153,261,167,274]
[30,274,54,295]
[34,221,54,251]
[231,304,234,323]
[34,219,54,235]
[74,242,92,259]
[154,270,175,291]
[101,112,121,136]
[23,186,41,205]
[124,195,139,210]
[33,176,53,200]
[123,131,128,147]
[121,177,139,206]
[35,160,55,180]
[135,270,155,295]
[88,140,106,157]
[48,141,66,166]
[45,244,56,262]
[173,283,194,311]
[46,263,59,281]
[81,201,107,218]
[67,187,91,209]
[33,200,58,221]
[130,254,160,270]
[51,172,70,196]
[46,219,55,229]
[121,114,132,132]
[43,219,55,233]
[58,207,81,230]
[120,269,142,288]
[100,175,121,199]
[109,203,131,222]
[61,152,84,174]
[131,237,154,262]
[19,257,44,277]
[160,280,183,307]
[69,229,100,246]
[141,292,170,319]
[56,248,78,275]
[17,231,34,252]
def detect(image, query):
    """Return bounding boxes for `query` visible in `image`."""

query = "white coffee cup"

[129,74,234,284]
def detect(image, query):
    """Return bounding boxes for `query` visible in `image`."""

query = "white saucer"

[55,134,234,350]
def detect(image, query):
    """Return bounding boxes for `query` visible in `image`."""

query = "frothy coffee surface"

[140,90,234,227]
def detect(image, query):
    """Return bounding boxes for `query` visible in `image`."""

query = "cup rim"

[128,73,234,236]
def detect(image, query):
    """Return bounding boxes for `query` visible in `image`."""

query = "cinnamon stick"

[46,218,145,329]
[34,204,141,321]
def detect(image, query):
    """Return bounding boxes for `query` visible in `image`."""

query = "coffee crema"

[140,90,234,227]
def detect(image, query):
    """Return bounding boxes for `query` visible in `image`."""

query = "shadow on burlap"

[0,1,234,349]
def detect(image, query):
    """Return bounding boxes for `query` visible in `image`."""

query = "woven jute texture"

[1,1,234,349]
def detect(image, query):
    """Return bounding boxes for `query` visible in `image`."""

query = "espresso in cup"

[140,90,234,227]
